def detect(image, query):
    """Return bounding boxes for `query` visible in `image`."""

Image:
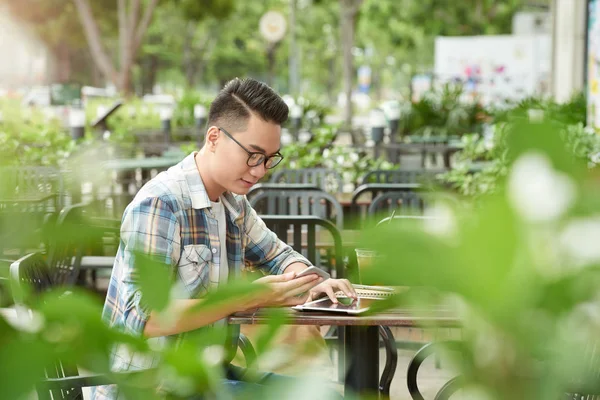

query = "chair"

[250,190,344,229]
[260,215,397,395]
[246,183,321,202]
[260,215,344,278]
[362,169,444,185]
[46,204,86,287]
[350,183,422,227]
[9,253,257,400]
[0,166,63,201]
[0,167,62,257]
[269,168,344,193]
[407,341,465,400]
[368,190,425,217]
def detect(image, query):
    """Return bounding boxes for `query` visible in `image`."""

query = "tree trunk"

[266,42,278,88]
[340,0,363,144]
[326,57,336,104]
[140,55,158,95]
[54,43,72,83]
[73,0,118,84]
[183,22,197,88]
[73,0,158,95]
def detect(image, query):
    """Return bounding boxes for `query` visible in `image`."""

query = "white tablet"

[292,297,383,315]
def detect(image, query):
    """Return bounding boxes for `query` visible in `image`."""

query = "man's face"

[210,114,282,195]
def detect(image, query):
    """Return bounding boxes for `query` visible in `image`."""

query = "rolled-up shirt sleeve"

[241,198,311,275]
[107,196,181,337]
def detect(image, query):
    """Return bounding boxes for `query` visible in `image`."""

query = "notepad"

[334,284,401,299]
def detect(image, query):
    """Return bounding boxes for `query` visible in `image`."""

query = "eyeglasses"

[218,127,284,169]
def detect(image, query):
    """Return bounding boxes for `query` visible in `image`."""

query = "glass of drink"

[355,248,379,285]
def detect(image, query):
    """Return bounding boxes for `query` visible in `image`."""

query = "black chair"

[246,183,321,202]
[0,167,62,257]
[260,215,397,395]
[260,215,344,278]
[250,190,344,229]
[46,204,86,287]
[362,169,444,185]
[407,341,465,400]
[9,253,257,400]
[269,168,344,193]
[368,190,425,217]
[350,183,422,227]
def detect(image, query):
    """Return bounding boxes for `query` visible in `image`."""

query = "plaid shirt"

[92,152,311,400]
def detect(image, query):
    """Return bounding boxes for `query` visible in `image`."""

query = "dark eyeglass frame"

[218,127,284,169]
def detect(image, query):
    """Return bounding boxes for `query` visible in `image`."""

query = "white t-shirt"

[210,200,229,286]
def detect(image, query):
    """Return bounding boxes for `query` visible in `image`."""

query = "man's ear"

[205,126,220,152]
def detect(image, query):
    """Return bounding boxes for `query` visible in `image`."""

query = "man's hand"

[307,278,357,304]
[243,272,323,310]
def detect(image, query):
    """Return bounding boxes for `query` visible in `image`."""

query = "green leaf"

[135,253,174,313]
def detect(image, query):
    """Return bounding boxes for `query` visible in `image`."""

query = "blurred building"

[0,5,54,90]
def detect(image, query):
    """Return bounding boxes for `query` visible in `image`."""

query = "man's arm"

[241,198,312,275]
[144,272,322,338]
[143,298,241,338]
[239,198,356,301]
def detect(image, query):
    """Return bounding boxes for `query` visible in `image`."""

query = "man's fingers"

[286,292,310,306]
[254,272,296,284]
[323,285,338,303]
[338,279,357,298]
[287,276,323,297]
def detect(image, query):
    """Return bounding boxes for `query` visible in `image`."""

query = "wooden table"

[229,307,458,396]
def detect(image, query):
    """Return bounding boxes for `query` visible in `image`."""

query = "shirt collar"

[180,152,243,223]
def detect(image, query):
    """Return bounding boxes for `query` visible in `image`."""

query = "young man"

[93,78,355,399]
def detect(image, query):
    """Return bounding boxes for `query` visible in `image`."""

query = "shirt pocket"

[178,244,212,295]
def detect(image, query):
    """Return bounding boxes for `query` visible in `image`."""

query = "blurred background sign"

[50,83,81,106]
[259,11,287,43]
[357,65,372,94]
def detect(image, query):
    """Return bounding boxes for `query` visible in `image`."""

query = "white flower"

[336,155,345,165]
[559,216,600,267]
[349,152,360,162]
[202,345,225,365]
[323,148,330,158]
[424,203,456,237]
[508,153,575,222]
[7,308,45,333]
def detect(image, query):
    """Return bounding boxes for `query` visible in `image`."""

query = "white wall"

[0,5,52,88]
[551,0,587,102]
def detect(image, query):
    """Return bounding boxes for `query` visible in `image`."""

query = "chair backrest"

[0,166,62,196]
[368,191,425,217]
[350,183,422,225]
[376,215,437,226]
[47,204,86,287]
[10,253,84,400]
[250,190,344,229]
[246,183,321,202]
[260,215,345,278]
[362,169,443,185]
[10,253,53,304]
[269,168,344,193]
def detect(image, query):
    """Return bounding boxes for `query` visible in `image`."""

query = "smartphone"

[295,266,331,281]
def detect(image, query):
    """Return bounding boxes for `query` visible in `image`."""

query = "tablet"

[292,297,383,315]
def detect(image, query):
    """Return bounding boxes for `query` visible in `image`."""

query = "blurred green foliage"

[359,119,600,399]
[397,84,488,138]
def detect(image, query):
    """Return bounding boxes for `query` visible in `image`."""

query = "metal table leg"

[344,325,380,396]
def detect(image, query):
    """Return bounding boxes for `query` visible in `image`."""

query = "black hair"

[207,78,289,132]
